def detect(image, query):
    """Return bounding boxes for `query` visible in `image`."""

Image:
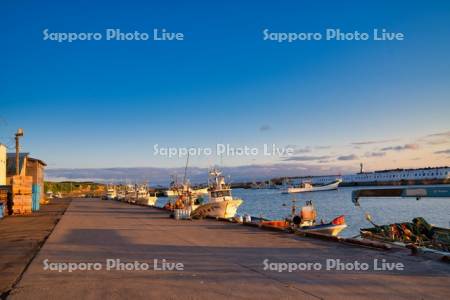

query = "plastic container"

[174,209,191,220]
[0,202,4,219]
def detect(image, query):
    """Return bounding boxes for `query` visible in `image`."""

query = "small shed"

[7,153,47,204]
[26,158,47,203]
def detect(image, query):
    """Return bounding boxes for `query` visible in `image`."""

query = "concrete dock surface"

[0,198,71,297]
[7,198,450,300]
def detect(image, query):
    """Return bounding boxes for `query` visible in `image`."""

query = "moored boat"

[124,184,136,203]
[165,186,208,197]
[106,185,117,200]
[295,216,347,236]
[294,201,346,236]
[116,190,125,201]
[123,184,157,206]
[283,179,341,194]
[191,168,243,219]
[135,185,158,206]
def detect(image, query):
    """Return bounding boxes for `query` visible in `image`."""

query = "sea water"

[233,185,450,237]
[156,185,450,237]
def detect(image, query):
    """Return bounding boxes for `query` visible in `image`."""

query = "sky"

[1,1,449,182]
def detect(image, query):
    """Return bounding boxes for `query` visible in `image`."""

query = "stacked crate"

[10,175,33,215]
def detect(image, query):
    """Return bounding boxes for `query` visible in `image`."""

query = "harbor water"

[233,185,450,237]
[156,184,450,238]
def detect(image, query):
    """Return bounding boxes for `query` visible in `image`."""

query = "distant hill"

[45,163,350,187]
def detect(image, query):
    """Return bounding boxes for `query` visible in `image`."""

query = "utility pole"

[15,128,24,175]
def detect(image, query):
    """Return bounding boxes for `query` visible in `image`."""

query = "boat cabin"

[209,189,233,202]
[301,182,313,189]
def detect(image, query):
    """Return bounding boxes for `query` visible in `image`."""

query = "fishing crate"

[11,176,33,195]
[12,194,32,215]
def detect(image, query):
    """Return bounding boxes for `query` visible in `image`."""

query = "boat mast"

[183,152,190,187]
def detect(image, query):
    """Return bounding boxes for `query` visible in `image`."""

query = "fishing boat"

[190,168,243,219]
[293,201,347,236]
[165,185,208,197]
[164,190,203,212]
[164,175,181,196]
[260,201,347,236]
[295,217,347,236]
[105,185,117,200]
[124,184,137,203]
[124,184,157,206]
[135,185,158,206]
[164,173,209,197]
[163,154,205,212]
[192,186,209,195]
[282,179,341,194]
[116,189,126,201]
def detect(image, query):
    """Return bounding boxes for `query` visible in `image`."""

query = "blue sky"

[1,0,449,179]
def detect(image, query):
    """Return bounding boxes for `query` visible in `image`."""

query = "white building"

[342,167,450,183]
[291,167,450,185]
[0,144,6,185]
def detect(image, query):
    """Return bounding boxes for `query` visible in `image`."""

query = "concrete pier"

[0,198,71,297]
[6,198,450,299]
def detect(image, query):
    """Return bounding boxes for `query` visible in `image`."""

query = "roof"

[6,152,29,176]
[27,157,47,167]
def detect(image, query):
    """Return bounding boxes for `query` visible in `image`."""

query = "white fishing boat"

[135,185,158,206]
[106,185,117,200]
[124,184,157,206]
[164,185,208,197]
[124,184,137,203]
[283,179,342,194]
[164,153,210,214]
[192,186,209,195]
[117,190,126,201]
[164,189,178,197]
[191,168,243,219]
[164,175,184,196]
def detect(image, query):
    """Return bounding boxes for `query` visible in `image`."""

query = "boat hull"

[165,187,208,197]
[164,190,178,197]
[284,181,341,194]
[192,187,209,195]
[135,196,157,206]
[191,199,243,219]
[297,224,347,236]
